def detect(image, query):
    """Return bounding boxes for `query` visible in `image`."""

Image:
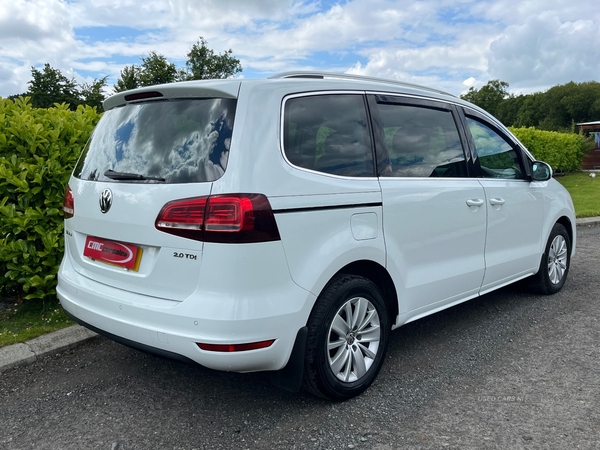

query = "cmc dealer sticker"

[83,236,142,271]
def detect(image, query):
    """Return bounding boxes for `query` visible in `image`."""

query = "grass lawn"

[555,172,600,218]
[0,298,74,349]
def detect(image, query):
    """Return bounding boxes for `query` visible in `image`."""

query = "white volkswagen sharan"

[58,72,576,400]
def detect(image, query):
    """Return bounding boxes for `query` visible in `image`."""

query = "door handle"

[489,198,506,206]
[466,199,484,207]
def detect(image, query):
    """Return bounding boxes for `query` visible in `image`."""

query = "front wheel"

[530,223,571,295]
[303,275,390,400]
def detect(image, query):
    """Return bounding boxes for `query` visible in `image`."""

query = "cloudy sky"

[0,0,598,98]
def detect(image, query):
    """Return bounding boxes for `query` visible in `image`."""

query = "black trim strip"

[273,202,382,214]
[63,310,197,366]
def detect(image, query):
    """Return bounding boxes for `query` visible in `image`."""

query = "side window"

[283,94,374,177]
[466,117,525,180]
[376,102,467,178]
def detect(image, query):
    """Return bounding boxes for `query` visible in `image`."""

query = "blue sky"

[0,0,599,98]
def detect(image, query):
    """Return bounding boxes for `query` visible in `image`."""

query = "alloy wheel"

[326,296,381,382]
[547,234,568,285]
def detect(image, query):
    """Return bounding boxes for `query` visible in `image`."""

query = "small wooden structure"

[578,121,600,170]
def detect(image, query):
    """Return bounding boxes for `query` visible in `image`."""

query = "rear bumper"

[62,309,198,365]
[57,254,316,373]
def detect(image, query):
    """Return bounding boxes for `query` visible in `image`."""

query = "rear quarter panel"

[211,82,387,299]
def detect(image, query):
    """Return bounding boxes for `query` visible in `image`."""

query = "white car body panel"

[379,178,487,315]
[478,178,545,292]
[65,180,211,301]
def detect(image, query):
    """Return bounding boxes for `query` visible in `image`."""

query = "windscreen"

[74,98,237,183]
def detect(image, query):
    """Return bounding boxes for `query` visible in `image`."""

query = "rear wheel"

[530,223,571,294]
[303,275,390,400]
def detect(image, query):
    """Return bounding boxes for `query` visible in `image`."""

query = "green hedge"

[509,127,593,173]
[0,97,100,300]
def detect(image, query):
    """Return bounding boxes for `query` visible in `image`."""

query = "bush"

[0,97,100,300]
[509,127,593,173]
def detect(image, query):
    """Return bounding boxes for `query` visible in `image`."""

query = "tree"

[463,79,600,132]
[114,65,140,92]
[184,38,242,80]
[138,52,180,86]
[505,82,600,132]
[495,94,525,127]
[515,93,545,128]
[113,53,179,93]
[80,76,108,111]
[460,80,510,118]
[7,93,26,101]
[22,64,107,111]
[26,63,80,109]
[545,82,600,131]
[113,37,243,92]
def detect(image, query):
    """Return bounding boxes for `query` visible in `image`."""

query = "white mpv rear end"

[58,73,576,400]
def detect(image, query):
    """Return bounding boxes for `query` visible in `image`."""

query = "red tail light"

[155,194,280,243]
[63,186,74,219]
[205,196,254,231]
[155,197,207,233]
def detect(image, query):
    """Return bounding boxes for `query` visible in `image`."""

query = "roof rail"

[268,71,455,97]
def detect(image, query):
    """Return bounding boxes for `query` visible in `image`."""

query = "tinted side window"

[376,103,467,178]
[283,94,374,177]
[466,117,525,180]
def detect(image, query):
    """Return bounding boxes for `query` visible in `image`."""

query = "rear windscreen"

[74,98,236,183]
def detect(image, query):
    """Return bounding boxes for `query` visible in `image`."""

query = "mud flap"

[269,326,308,393]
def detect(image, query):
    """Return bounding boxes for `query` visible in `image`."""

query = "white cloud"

[0,0,71,40]
[0,0,80,94]
[0,0,599,97]
[488,12,600,92]
[463,77,476,87]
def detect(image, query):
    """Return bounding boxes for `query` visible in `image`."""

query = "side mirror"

[531,161,552,182]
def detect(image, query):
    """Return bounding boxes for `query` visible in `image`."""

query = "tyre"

[303,275,390,400]
[530,223,571,295]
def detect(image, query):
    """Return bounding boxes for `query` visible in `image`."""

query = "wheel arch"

[555,215,575,254]
[317,260,399,326]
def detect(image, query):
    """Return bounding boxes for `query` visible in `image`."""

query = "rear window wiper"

[104,169,166,182]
